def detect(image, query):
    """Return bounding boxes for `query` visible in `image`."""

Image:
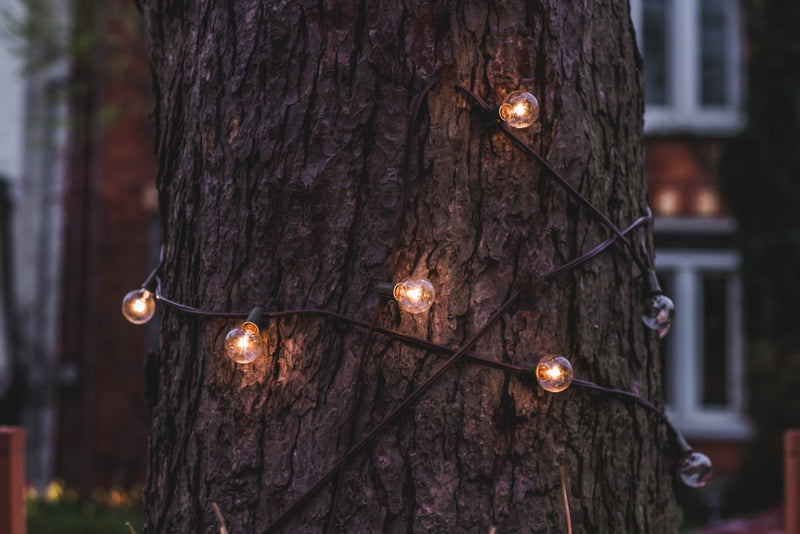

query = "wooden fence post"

[787,429,800,534]
[0,426,25,534]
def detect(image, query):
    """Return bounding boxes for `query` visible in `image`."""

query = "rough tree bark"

[138,1,680,532]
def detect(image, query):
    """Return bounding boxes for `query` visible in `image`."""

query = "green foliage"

[26,480,144,534]
[1,0,78,74]
[1,0,151,130]
[1,0,142,76]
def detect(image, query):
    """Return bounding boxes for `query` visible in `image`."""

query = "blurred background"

[0,0,797,532]
[0,0,154,530]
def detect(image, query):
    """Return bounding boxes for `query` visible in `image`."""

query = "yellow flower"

[43,479,65,503]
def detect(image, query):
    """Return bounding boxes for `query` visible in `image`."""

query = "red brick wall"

[56,2,156,492]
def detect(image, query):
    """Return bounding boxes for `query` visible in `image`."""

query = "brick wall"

[56,1,157,491]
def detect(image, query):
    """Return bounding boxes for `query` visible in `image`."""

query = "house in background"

[631,0,751,522]
[0,0,69,489]
[0,0,156,492]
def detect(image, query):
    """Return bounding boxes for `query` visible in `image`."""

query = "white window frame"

[655,249,751,440]
[630,0,745,135]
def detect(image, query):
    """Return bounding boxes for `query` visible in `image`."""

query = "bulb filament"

[405,287,422,302]
[546,366,563,380]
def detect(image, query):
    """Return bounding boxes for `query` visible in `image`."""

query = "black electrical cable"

[454,83,651,274]
[263,291,521,532]
[324,301,385,533]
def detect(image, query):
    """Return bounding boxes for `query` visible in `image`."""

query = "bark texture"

[138,1,680,532]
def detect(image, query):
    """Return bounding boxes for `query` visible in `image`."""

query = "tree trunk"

[138,1,680,532]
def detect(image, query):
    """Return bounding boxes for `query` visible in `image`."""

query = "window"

[631,0,744,134]
[655,249,751,440]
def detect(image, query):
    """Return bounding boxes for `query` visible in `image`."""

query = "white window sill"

[666,408,753,441]
[653,217,736,234]
[644,109,746,137]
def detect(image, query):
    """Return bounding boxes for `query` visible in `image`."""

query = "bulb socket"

[374,281,397,300]
[675,431,692,455]
[644,270,663,296]
[243,306,266,331]
[487,106,504,124]
[141,269,159,293]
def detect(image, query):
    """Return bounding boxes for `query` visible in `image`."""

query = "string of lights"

[123,82,707,529]
[454,84,648,272]
[155,278,684,446]
[454,84,676,338]
[143,267,711,530]
[125,213,705,529]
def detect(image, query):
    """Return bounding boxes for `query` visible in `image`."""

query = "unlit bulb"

[642,293,675,339]
[393,278,435,314]
[498,91,539,128]
[535,355,574,393]
[679,451,713,488]
[122,288,156,324]
[642,271,675,339]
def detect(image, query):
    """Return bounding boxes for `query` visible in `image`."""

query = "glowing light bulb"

[679,451,713,488]
[225,324,263,364]
[642,271,675,338]
[535,355,574,393]
[225,307,267,364]
[122,288,156,324]
[498,91,540,128]
[393,278,435,314]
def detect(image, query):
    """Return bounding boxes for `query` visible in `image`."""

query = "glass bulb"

[224,322,266,364]
[642,293,675,339]
[498,91,540,128]
[679,451,713,488]
[535,355,574,393]
[393,278,435,314]
[122,288,156,324]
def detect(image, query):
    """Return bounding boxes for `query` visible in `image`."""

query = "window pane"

[700,0,729,106]
[643,0,672,106]
[702,272,728,405]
